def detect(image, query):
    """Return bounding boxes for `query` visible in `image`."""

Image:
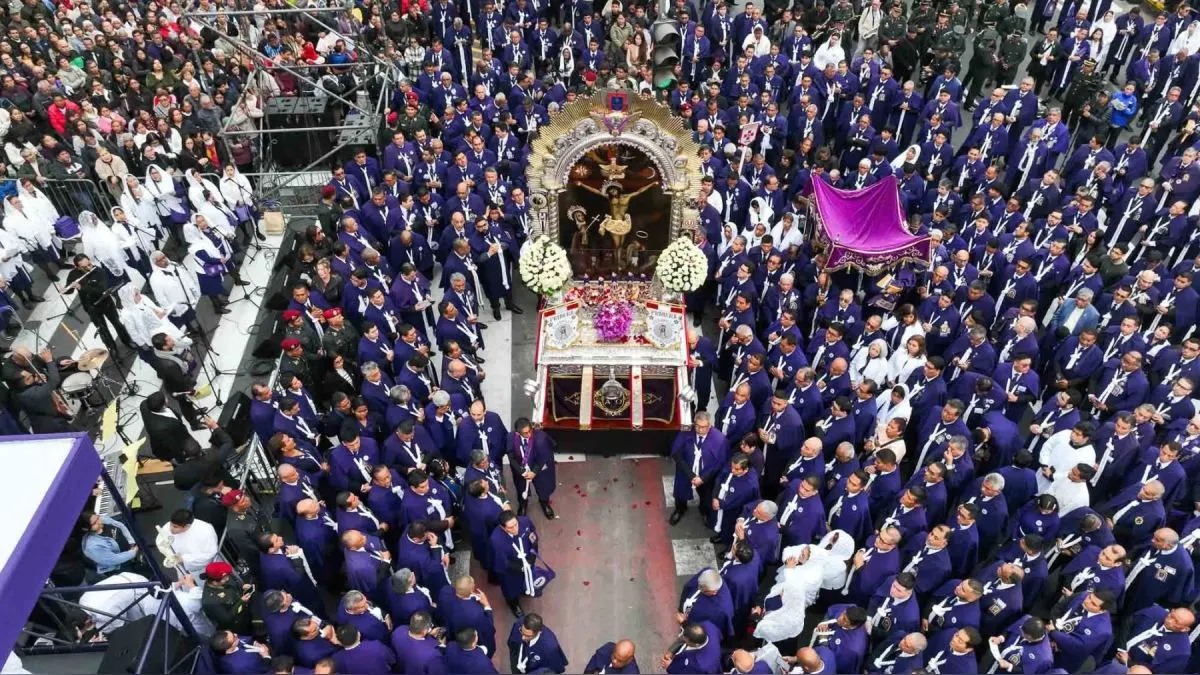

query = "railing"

[40,177,120,219]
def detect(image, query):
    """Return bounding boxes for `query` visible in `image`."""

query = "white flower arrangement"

[519,235,572,297]
[656,236,709,292]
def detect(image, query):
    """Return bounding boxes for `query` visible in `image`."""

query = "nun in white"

[850,338,891,386]
[193,188,239,242]
[117,284,189,364]
[185,215,233,298]
[218,164,262,238]
[121,175,165,240]
[110,206,155,278]
[0,223,39,304]
[185,169,225,211]
[143,164,189,226]
[886,333,927,385]
[78,211,132,283]
[4,189,60,275]
[746,196,774,238]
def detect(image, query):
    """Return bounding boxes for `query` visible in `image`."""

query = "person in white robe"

[79,572,214,638]
[887,335,927,385]
[149,249,209,328]
[851,339,891,386]
[157,514,218,577]
[118,284,189,364]
[143,164,188,227]
[78,211,132,282]
[121,176,166,242]
[753,530,856,643]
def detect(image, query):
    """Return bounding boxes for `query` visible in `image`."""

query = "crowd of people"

[8,0,1200,672]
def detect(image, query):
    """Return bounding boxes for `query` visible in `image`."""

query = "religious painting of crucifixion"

[559,143,673,277]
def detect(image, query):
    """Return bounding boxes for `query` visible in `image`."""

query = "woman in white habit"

[850,338,891,387]
[143,164,189,229]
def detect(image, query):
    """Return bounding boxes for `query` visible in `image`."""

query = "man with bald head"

[293,498,341,584]
[584,639,639,673]
[1122,527,1196,613]
[1100,479,1166,549]
[1106,605,1195,673]
[870,631,927,673]
[714,382,758,444]
[788,646,835,674]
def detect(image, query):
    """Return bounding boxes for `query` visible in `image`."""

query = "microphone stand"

[17,233,84,322]
[178,289,233,409]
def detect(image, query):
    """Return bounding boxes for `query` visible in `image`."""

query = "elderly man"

[677,568,735,639]
[1050,288,1101,336]
[584,639,638,674]
[1122,528,1196,613]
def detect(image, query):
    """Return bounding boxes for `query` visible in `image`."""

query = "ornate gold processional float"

[517,90,708,432]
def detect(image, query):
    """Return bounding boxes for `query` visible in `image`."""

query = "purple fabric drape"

[811,175,933,272]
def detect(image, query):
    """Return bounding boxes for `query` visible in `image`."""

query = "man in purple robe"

[508,417,558,518]
[489,509,545,617]
[340,529,392,607]
[256,534,321,613]
[391,611,447,674]
[507,613,568,673]
[395,521,452,598]
[384,568,434,629]
[437,575,498,656]
[844,526,903,606]
[584,639,639,674]
[398,469,456,549]
[293,499,341,585]
[445,627,499,673]
[331,623,395,674]
[210,631,272,674]
[676,568,736,639]
[660,622,722,674]
[669,412,729,526]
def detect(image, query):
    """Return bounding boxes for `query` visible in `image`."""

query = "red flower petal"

[568,455,575,461]
[645,500,652,506]
[576,530,582,536]
[582,581,590,586]
[612,478,619,482]
[631,504,638,509]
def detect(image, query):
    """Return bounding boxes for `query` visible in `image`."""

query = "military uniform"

[322,323,360,361]
[202,581,253,634]
[879,14,907,47]
[284,321,323,357]
[997,34,1029,85]
[963,29,1000,103]
[980,1,1009,29]
[1063,65,1106,124]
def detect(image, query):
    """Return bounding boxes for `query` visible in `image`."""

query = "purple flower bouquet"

[593,301,634,342]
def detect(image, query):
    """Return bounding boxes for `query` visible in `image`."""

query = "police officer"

[201,561,255,634]
[998,31,1029,85]
[879,4,907,50]
[964,28,1001,105]
[1063,59,1106,129]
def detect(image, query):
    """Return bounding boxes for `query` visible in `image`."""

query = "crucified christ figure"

[572,180,657,265]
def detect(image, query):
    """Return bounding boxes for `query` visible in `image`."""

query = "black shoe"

[517,501,528,516]
[475,355,487,363]
[507,304,524,314]
[541,501,556,519]
[232,275,250,286]
[669,509,685,525]
[492,307,501,321]
[255,229,267,241]
[508,600,524,618]
[29,295,45,303]
[708,534,723,544]
[216,304,232,314]
[476,322,489,329]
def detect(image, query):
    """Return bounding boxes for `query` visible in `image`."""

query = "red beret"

[320,185,336,199]
[204,561,234,580]
[219,489,245,506]
[281,337,301,350]
[282,309,301,321]
[323,307,342,319]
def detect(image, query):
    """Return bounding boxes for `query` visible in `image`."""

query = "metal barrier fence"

[41,178,120,219]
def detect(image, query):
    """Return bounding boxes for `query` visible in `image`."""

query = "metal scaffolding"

[190,6,399,211]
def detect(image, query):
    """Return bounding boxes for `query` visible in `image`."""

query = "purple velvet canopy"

[809,176,932,273]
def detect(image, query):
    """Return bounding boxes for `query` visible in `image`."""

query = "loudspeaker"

[97,616,195,674]
[252,318,284,359]
[220,391,254,447]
